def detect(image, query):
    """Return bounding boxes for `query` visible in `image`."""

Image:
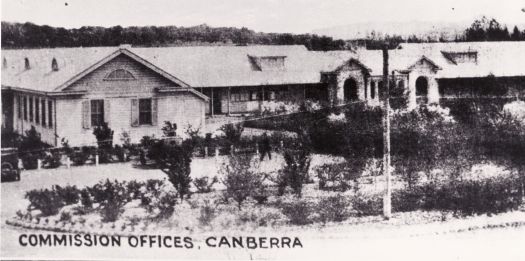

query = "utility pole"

[382,44,392,219]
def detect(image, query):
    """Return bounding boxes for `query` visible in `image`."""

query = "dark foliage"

[193,176,219,193]
[25,188,65,216]
[1,22,348,51]
[317,194,352,223]
[220,154,265,209]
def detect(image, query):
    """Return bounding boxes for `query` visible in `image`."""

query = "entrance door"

[344,78,358,101]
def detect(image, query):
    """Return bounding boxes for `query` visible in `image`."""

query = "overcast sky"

[2,0,524,33]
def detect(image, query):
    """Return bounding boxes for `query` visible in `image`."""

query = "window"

[51,58,59,71]
[41,99,46,126]
[17,96,22,119]
[29,97,33,122]
[24,58,30,70]
[23,96,27,120]
[105,69,135,80]
[230,90,249,102]
[139,99,152,125]
[35,97,40,124]
[250,91,260,101]
[90,100,105,127]
[48,101,53,127]
[371,81,376,99]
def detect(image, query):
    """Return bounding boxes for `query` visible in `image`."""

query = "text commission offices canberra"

[18,234,304,249]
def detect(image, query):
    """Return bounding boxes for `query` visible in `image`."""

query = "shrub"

[315,163,360,192]
[351,193,382,217]
[113,145,129,162]
[93,122,114,149]
[317,194,351,223]
[220,154,265,209]
[25,188,65,216]
[80,189,93,209]
[162,121,178,137]
[276,146,311,197]
[126,180,143,200]
[21,153,40,170]
[193,176,218,193]
[220,123,244,145]
[156,141,193,202]
[59,211,72,222]
[71,147,91,165]
[279,197,314,225]
[95,180,129,222]
[198,199,217,227]
[18,126,47,152]
[392,176,524,216]
[139,179,177,218]
[55,185,80,205]
[43,151,62,168]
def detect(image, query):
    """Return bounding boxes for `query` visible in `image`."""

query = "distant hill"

[0,22,348,51]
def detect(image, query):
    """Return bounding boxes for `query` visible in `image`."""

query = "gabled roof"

[407,55,442,71]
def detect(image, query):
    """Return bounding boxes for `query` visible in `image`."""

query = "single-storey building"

[2,42,525,146]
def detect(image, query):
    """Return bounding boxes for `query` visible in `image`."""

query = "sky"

[1,0,525,33]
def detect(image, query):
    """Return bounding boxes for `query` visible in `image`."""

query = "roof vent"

[24,57,30,70]
[51,58,59,71]
[248,55,286,71]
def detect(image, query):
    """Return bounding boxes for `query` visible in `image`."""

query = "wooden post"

[37,159,42,170]
[227,87,231,116]
[215,147,219,159]
[204,147,208,158]
[255,143,259,155]
[95,154,99,166]
[66,157,71,169]
[230,145,234,155]
[382,45,392,220]
[211,88,214,117]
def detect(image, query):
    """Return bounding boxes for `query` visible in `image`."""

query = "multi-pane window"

[48,101,53,127]
[90,100,105,127]
[41,99,46,126]
[230,90,250,102]
[35,97,40,124]
[29,97,33,122]
[139,99,152,125]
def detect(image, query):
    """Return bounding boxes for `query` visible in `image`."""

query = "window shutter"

[82,100,91,129]
[151,98,158,126]
[131,99,139,127]
[104,100,110,126]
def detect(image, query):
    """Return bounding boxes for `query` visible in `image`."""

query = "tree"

[220,154,265,209]
[156,140,194,202]
[511,26,522,41]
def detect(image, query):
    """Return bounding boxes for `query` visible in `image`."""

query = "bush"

[275,145,311,197]
[43,151,62,168]
[25,188,65,216]
[71,147,91,165]
[279,197,314,225]
[21,153,40,170]
[351,193,383,217]
[59,211,72,222]
[18,126,47,152]
[220,123,244,145]
[193,176,219,193]
[315,163,360,192]
[317,194,351,223]
[156,141,193,202]
[161,121,178,137]
[198,199,217,227]
[55,185,80,205]
[80,189,93,209]
[220,154,265,209]
[392,176,524,216]
[113,145,129,162]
